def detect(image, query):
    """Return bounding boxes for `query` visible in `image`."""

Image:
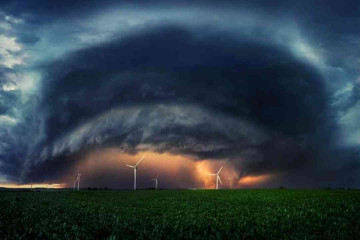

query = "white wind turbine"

[208,166,223,190]
[152,174,159,190]
[74,171,81,191]
[126,156,145,190]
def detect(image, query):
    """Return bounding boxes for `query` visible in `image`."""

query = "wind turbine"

[208,166,223,190]
[126,156,145,190]
[152,174,159,190]
[74,171,81,191]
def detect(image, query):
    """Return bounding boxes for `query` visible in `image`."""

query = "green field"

[1,189,360,239]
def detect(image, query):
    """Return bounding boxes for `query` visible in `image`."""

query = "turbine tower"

[152,174,159,190]
[208,166,223,190]
[74,171,81,191]
[126,156,145,190]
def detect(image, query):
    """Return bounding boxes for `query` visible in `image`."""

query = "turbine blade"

[135,155,145,167]
[156,173,159,179]
[217,166,224,174]
[218,176,222,184]
[126,164,135,168]
[208,173,217,176]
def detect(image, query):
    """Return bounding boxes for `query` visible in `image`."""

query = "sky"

[0,0,360,189]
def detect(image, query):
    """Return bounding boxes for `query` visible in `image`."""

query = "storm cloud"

[1,1,360,188]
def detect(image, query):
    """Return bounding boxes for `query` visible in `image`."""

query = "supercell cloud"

[0,0,360,188]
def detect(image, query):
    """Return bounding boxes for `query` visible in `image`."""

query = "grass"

[0,189,360,239]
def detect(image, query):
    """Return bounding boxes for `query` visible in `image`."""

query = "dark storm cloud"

[22,25,332,185]
[0,125,30,180]
[1,0,360,188]
[3,0,360,30]
[41,26,327,137]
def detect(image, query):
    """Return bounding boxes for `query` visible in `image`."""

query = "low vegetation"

[1,189,360,239]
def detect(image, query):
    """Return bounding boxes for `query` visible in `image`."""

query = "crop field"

[1,189,360,239]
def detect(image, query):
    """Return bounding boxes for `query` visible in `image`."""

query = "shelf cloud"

[1,1,360,188]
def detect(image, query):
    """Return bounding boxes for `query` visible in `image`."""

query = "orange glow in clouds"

[0,183,64,189]
[0,149,274,189]
[66,148,248,189]
[64,149,275,189]
[238,174,273,187]
[195,160,239,189]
